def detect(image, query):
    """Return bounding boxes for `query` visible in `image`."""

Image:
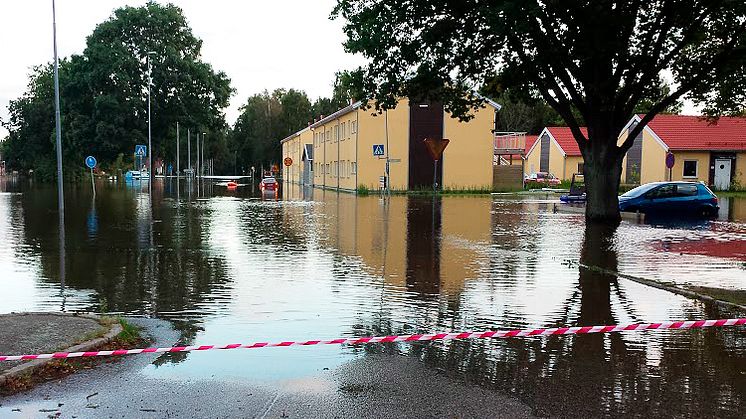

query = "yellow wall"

[443,105,495,190]
[356,100,410,191]
[524,139,541,176]
[669,151,710,182]
[735,152,746,187]
[282,129,313,185]
[548,138,565,179]
[564,156,584,179]
[640,129,668,184]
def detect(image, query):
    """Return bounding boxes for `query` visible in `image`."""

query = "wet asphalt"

[0,318,535,418]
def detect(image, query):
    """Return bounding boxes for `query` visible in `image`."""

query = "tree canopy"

[2,3,232,179]
[227,71,359,172]
[333,0,746,220]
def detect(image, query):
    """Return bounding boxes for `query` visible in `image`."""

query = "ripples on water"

[0,179,744,416]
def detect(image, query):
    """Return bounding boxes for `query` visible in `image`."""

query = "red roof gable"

[547,127,587,156]
[642,114,746,151]
[524,135,538,154]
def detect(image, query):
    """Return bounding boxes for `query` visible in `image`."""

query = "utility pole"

[187,128,191,174]
[147,52,153,194]
[176,122,180,177]
[52,0,64,215]
[52,0,66,296]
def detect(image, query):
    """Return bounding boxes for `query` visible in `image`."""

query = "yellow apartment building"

[619,114,746,189]
[281,97,517,192]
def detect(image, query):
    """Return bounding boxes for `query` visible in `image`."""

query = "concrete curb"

[578,263,746,312]
[0,313,123,387]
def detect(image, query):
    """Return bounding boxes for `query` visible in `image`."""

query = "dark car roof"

[621,181,705,198]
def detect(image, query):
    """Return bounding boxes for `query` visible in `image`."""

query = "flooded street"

[1,178,745,417]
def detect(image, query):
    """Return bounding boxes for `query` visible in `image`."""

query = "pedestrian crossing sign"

[135,145,147,156]
[373,144,385,156]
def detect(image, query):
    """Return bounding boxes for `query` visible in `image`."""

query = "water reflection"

[0,181,744,416]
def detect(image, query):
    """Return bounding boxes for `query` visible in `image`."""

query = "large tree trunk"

[582,138,624,223]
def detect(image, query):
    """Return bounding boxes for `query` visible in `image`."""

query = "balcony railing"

[494,132,526,155]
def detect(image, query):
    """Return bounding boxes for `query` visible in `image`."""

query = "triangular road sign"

[423,138,450,161]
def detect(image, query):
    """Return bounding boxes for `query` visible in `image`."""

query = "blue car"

[618,181,719,217]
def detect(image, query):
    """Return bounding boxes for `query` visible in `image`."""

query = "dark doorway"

[625,124,643,184]
[539,133,550,172]
[409,101,444,189]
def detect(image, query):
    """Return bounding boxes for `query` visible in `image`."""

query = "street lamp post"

[146,51,154,194]
[52,0,64,214]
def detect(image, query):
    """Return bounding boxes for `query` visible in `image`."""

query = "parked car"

[524,172,561,188]
[618,181,719,217]
[259,176,278,191]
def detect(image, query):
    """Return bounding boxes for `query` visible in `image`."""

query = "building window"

[683,160,698,178]
[577,162,584,174]
[351,162,357,175]
[352,121,357,134]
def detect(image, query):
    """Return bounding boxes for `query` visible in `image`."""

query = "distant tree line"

[1,3,231,180]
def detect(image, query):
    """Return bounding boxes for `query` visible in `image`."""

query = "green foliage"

[117,318,142,345]
[2,3,232,180]
[228,71,358,173]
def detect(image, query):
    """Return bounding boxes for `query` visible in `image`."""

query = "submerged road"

[0,318,535,418]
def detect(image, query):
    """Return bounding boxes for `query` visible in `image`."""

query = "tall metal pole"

[196,133,200,178]
[147,53,152,193]
[201,132,205,177]
[176,122,180,177]
[187,128,191,173]
[385,109,390,196]
[52,0,64,214]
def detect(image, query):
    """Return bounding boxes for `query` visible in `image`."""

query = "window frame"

[682,160,698,178]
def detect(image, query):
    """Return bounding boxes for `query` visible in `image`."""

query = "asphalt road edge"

[0,313,123,387]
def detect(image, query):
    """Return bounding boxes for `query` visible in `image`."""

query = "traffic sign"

[284,157,293,167]
[665,152,675,169]
[85,156,97,169]
[423,138,450,161]
[373,144,385,156]
[135,145,147,156]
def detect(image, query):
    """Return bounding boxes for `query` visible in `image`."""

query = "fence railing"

[494,132,527,154]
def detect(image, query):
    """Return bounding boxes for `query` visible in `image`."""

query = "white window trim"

[682,160,698,178]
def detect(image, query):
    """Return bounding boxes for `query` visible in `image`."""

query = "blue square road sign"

[373,144,385,156]
[135,145,147,156]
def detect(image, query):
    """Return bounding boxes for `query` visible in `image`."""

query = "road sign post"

[85,156,97,197]
[665,152,675,181]
[423,138,450,192]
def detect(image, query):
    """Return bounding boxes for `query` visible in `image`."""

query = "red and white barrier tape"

[1,318,744,362]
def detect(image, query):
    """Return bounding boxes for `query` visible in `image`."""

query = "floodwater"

[1,177,745,417]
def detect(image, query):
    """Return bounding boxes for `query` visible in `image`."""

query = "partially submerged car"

[618,181,719,217]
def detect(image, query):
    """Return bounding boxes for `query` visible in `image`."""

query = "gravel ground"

[0,318,535,418]
[0,313,104,373]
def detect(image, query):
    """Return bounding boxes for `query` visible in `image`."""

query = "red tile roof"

[642,114,746,151]
[547,127,587,156]
[524,135,538,154]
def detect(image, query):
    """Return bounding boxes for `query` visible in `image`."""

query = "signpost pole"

[187,129,191,174]
[433,160,438,193]
[90,167,95,197]
[385,110,390,196]
[176,122,180,177]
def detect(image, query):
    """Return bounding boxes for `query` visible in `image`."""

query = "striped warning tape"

[1,318,744,362]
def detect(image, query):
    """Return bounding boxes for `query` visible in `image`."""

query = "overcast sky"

[0,0,366,139]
